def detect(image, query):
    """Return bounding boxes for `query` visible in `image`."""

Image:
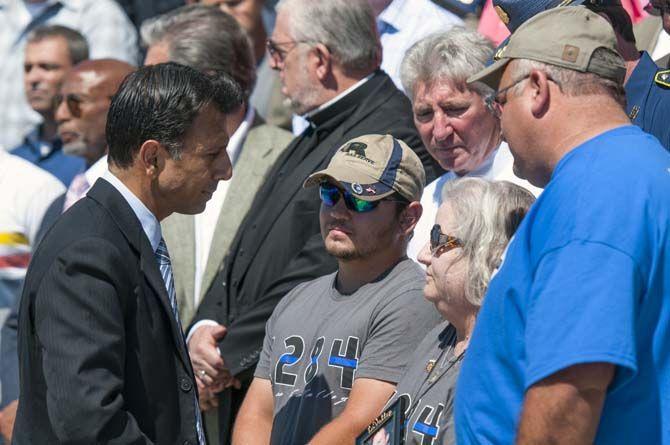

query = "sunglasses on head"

[430,224,462,255]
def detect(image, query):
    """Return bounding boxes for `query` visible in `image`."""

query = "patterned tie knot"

[155,239,171,266]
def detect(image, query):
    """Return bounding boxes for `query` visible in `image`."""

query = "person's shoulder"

[1,152,64,196]
[273,272,337,315]
[247,123,294,148]
[378,259,426,297]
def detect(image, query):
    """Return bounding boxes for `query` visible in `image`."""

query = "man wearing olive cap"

[492,0,670,151]
[455,6,670,445]
[232,134,440,445]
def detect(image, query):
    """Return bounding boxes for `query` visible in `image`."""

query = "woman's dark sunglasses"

[430,224,462,255]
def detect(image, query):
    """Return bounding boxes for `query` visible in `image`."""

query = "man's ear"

[400,201,423,236]
[313,43,332,81]
[529,69,551,118]
[138,139,163,178]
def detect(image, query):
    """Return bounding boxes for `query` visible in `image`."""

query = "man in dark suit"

[186,0,439,442]
[13,63,242,444]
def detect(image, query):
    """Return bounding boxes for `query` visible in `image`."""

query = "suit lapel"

[87,179,193,371]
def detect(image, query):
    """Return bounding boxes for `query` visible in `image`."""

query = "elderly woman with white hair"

[380,178,535,445]
[402,28,541,260]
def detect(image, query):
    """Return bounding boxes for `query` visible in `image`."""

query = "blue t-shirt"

[455,125,670,444]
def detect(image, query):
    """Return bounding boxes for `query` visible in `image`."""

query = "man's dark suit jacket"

[14,179,201,444]
[192,70,437,441]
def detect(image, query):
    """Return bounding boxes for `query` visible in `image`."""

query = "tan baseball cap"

[303,134,425,202]
[468,6,626,89]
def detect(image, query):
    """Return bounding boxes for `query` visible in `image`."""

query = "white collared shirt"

[192,107,256,302]
[103,169,162,252]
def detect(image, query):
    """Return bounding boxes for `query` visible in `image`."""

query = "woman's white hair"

[400,27,494,101]
[440,178,535,307]
[276,0,380,74]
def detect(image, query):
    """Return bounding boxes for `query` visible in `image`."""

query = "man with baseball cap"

[232,134,440,445]
[455,6,670,445]
[492,0,670,150]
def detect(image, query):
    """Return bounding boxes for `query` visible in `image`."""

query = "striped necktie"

[155,238,206,445]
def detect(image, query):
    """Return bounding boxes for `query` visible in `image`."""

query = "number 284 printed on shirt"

[274,335,360,390]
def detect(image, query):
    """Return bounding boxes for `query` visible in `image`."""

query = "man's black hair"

[106,62,244,168]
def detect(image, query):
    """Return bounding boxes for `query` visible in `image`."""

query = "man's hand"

[0,399,18,442]
[188,324,233,387]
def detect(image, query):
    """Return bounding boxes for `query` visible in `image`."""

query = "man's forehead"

[61,69,108,95]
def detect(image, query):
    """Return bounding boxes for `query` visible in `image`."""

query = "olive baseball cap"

[303,134,425,202]
[468,6,626,89]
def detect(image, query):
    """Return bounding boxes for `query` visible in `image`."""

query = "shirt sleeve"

[356,288,441,383]
[524,240,642,389]
[253,306,277,381]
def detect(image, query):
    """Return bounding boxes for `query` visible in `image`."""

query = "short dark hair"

[586,3,636,44]
[27,25,89,65]
[141,4,256,99]
[106,62,244,168]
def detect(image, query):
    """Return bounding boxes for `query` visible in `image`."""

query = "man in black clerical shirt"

[186,0,436,442]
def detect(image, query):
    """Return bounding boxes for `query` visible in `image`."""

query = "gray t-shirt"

[254,258,441,445]
[386,321,462,445]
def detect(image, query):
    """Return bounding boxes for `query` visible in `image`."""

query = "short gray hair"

[27,25,89,65]
[508,48,626,107]
[400,28,494,101]
[141,4,256,99]
[441,178,535,307]
[276,0,380,74]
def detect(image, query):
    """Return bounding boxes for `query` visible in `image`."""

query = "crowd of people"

[1,0,669,444]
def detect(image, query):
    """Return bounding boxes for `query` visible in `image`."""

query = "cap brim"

[467,58,510,90]
[304,170,394,202]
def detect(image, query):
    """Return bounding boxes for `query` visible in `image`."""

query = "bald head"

[56,59,136,166]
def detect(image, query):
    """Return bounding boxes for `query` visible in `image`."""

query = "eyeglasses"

[319,182,409,213]
[53,93,111,118]
[53,93,85,117]
[484,73,564,114]
[430,224,462,255]
[484,75,530,114]
[266,38,312,64]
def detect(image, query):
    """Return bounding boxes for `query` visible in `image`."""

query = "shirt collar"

[102,168,162,252]
[303,72,375,124]
[377,0,405,34]
[227,107,255,166]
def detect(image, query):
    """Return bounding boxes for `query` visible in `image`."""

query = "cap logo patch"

[341,142,375,165]
[494,5,510,24]
[562,45,580,63]
[352,183,364,194]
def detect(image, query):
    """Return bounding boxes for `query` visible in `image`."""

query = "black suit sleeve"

[217,232,336,376]
[33,237,154,444]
